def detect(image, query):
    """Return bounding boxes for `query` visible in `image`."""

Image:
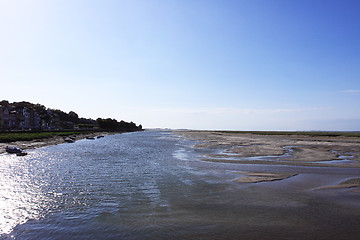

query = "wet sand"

[234,172,298,183]
[316,178,360,190]
[177,130,360,166]
[177,130,360,190]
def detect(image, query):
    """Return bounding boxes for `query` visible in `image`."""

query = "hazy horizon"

[1,0,359,131]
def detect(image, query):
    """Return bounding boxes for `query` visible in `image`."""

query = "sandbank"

[316,178,360,191]
[233,172,298,183]
[177,130,360,192]
[177,131,360,168]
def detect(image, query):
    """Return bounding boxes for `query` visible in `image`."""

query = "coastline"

[176,130,360,168]
[3,129,360,191]
[0,132,114,154]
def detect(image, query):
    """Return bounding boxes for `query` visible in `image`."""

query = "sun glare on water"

[0,153,49,235]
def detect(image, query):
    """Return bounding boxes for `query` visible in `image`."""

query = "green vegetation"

[0,131,85,143]
[1,100,142,132]
[1,100,144,144]
[78,124,95,129]
[215,131,360,138]
[96,118,142,132]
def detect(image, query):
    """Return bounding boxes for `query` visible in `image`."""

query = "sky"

[1,0,359,131]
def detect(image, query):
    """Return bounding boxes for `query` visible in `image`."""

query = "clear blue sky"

[1,0,359,130]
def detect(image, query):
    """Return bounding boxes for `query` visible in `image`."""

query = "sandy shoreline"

[177,130,360,168]
[176,130,360,189]
[0,132,114,155]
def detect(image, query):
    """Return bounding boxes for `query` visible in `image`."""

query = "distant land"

[0,100,142,132]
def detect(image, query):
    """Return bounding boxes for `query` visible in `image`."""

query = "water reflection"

[1,131,359,240]
[0,153,48,234]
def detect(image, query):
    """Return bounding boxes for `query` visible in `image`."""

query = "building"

[0,105,4,129]
[0,106,11,130]
[0,101,84,131]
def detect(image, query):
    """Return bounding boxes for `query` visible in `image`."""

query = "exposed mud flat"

[177,131,360,168]
[177,130,360,193]
[316,178,360,191]
[233,172,298,183]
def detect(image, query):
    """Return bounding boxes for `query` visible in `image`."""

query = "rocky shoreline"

[0,132,113,154]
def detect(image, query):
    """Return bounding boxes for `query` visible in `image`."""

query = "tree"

[68,111,79,123]
[96,118,142,131]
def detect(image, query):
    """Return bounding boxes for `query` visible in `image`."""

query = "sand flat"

[177,130,360,168]
[234,172,298,183]
[177,130,360,192]
[316,178,360,190]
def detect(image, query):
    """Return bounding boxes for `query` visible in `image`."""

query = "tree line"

[96,118,142,132]
[0,100,142,132]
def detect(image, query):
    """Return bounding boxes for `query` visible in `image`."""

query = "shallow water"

[1,131,359,240]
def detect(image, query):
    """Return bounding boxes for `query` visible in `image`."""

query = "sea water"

[1,131,360,240]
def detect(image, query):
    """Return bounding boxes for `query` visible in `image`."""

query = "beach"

[177,130,360,189]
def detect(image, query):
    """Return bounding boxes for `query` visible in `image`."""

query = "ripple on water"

[0,153,51,235]
[1,131,360,240]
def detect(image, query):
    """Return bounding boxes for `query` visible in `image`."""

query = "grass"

[0,131,87,143]
[215,131,360,138]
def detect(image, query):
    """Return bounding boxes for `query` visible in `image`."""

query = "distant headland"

[0,100,142,132]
